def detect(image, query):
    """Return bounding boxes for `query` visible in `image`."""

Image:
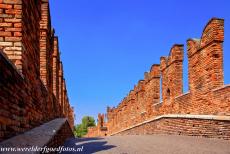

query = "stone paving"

[62,135,230,154]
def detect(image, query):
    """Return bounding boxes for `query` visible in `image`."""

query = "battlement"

[187,18,224,92]
[86,18,230,138]
[160,44,184,71]
[137,80,145,92]
[0,0,74,142]
[161,44,184,104]
[149,64,160,78]
[200,18,224,48]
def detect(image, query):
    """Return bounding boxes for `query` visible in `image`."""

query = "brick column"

[136,80,145,122]
[40,0,53,92]
[58,62,64,116]
[52,36,60,101]
[128,90,135,126]
[160,44,184,105]
[145,64,160,117]
[187,18,224,114]
[187,18,224,93]
[62,78,67,116]
[68,106,74,130]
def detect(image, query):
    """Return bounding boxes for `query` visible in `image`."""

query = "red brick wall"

[0,0,74,142]
[0,0,24,71]
[160,45,184,106]
[52,36,60,101]
[87,18,230,138]
[40,0,53,92]
[86,114,107,137]
[212,85,230,115]
[113,115,230,140]
[145,65,160,117]
[59,62,64,114]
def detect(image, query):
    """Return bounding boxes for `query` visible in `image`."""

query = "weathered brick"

[0,14,13,18]
[4,46,21,51]
[5,27,21,31]
[0,41,13,46]
[13,31,21,36]
[5,9,21,14]
[3,0,22,4]
[0,0,74,142]
[4,18,21,22]
[5,36,21,41]
[14,5,22,9]
[0,22,12,26]
[14,22,21,27]
[0,4,12,9]
[13,41,21,46]
[0,31,11,36]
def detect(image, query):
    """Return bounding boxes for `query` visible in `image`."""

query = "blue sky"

[49,0,230,124]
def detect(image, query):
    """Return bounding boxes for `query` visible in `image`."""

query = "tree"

[74,116,96,137]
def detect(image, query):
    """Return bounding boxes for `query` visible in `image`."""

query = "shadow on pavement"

[76,137,104,142]
[61,137,116,154]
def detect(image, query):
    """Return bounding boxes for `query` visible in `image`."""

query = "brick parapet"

[40,1,56,101]
[160,44,184,105]
[111,114,230,140]
[0,0,75,141]
[52,36,60,101]
[88,18,230,138]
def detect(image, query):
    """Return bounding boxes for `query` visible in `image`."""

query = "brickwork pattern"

[113,115,230,140]
[86,114,107,137]
[87,18,230,138]
[0,0,74,142]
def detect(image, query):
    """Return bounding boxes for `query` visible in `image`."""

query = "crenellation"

[0,0,74,142]
[161,44,184,105]
[86,18,230,138]
[144,72,149,82]
[200,18,224,49]
[52,36,60,101]
[150,64,160,78]
[169,44,184,63]
[160,56,167,71]
[58,61,64,114]
[40,0,53,94]
[145,64,160,117]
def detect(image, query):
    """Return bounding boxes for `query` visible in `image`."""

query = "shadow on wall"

[61,137,116,154]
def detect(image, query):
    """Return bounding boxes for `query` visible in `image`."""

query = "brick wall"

[86,113,107,137]
[160,45,184,106]
[0,0,74,142]
[40,0,54,94]
[52,36,60,101]
[86,18,230,139]
[113,115,230,140]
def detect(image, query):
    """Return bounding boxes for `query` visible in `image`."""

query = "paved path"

[61,135,230,154]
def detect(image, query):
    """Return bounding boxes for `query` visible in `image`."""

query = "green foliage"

[74,116,96,137]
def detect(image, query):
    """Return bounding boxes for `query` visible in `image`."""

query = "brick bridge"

[0,0,230,153]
